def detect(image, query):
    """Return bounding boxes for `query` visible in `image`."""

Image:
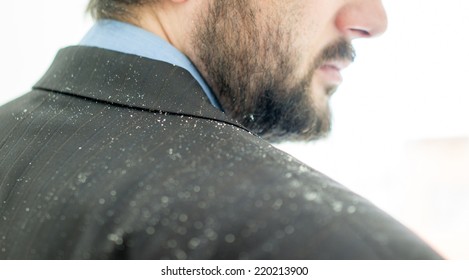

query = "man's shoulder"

[79,115,440,259]
[0,47,442,260]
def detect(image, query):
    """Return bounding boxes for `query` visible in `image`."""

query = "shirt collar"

[79,19,222,110]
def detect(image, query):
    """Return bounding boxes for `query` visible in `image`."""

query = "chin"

[326,85,339,97]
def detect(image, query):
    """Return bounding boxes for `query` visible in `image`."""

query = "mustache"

[314,38,356,69]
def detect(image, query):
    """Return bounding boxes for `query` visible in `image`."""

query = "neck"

[124,2,192,54]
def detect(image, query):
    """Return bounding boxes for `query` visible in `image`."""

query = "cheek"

[284,23,322,78]
[291,1,340,68]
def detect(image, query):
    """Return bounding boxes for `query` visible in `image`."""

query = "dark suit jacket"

[0,46,441,259]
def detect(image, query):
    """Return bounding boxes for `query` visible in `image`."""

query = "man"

[0,0,441,259]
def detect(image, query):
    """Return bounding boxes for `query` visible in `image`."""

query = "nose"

[335,0,388,40]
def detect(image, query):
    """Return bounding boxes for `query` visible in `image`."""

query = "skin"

[128,0,388,142]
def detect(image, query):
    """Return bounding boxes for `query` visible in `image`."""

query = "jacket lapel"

[34,46,246,130]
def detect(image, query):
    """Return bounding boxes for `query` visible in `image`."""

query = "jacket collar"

[34,46,246,130]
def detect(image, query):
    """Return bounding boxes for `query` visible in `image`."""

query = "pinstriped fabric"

[33,46,239,128]
[0,47,442,259]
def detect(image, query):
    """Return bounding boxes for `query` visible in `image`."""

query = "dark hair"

[87,0,154,20]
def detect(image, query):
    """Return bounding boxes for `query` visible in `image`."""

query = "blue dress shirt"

[80,20,222,110]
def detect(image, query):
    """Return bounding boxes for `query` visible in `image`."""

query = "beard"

[192,0,355,142]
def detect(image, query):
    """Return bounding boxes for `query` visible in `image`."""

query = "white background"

[1,0,468,259]
[2,261,468,279]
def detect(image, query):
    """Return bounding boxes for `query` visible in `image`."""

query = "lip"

[317,60,351,85]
